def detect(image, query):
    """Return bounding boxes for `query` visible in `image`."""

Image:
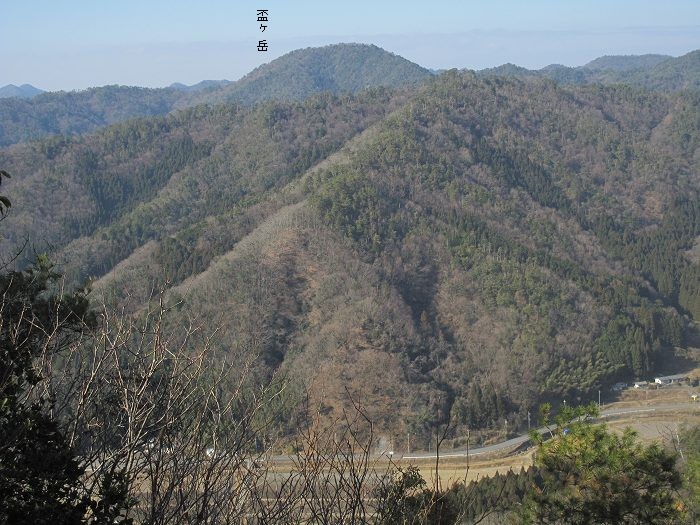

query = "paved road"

[396,402,700,461]
[265,402,700,464]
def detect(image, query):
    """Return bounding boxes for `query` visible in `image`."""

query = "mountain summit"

[189,43,434,106]
[0,84,44,99]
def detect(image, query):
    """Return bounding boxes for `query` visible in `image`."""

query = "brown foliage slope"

[1,71,698,441]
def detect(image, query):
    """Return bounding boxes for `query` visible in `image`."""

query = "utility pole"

[527,411,531,430]
[407,432,411,454]
[677,423,685,462]
[598,390,601,407]
[466,428,470,470]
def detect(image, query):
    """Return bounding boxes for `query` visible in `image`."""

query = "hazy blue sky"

[2,0,699,91]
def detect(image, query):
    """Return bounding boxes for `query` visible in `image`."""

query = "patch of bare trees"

[15,283,493,524]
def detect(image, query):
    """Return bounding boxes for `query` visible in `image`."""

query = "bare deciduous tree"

[17,283,496,524]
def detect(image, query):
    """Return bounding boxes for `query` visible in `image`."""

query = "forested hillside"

[1,60,699,446]
[0,85,185,147]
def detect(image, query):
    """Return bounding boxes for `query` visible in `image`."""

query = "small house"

[654,374,688,386]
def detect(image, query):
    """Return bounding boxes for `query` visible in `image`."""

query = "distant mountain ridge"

[477,50,700,91]
[168,79,232,92]
[0,85,184,147]
[1,45,698,148]
[0,83,44,99]
[581,54,671,72]
[0,43,431,147]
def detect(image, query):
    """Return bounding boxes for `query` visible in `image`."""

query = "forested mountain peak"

[0,83,44,99]
[185,43,434,106]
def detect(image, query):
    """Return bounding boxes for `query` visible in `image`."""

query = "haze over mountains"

[1,42,699,440]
